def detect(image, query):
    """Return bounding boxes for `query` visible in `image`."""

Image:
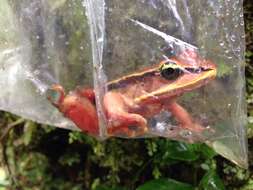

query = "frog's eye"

[160,62,183,80]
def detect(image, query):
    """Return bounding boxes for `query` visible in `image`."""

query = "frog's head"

[135,50,217,103]
[159,50,216,91]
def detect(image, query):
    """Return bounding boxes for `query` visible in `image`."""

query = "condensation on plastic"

[0,0,247,167]
[84,0,248,167]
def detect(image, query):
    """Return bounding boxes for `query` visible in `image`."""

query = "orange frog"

[47,50,217,137]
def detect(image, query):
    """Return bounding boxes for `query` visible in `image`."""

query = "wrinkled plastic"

[84,0,248,167]
[0,0,247,167]
[0,0,93,131]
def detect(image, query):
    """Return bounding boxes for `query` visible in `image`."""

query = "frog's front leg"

[165,102,204,132]
[48,85,99,135]
[103,91,148,137]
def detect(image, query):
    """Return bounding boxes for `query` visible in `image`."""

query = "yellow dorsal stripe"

[107,67,159,86]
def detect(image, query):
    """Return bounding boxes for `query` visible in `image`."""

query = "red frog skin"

[47,50,217,137]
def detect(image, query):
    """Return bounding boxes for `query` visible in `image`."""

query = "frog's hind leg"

[164,101,204,132]
[104,91,148,137]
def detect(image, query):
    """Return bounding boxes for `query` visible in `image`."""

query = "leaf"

[193,144,217,159]
[137,178,194,190]
[199,146,217,159]
[23,121,36,146]
[0,168,9,187]
[59,152,80,166]
[199,170,225,190]
[161,141,199,161]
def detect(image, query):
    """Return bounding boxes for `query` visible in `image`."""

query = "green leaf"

[0,168,9,187]
[23,121,36,146]
[59,151,80,166]
[193,144,217,159]
[137,178,194,190]
[161,141,199,161]
[199,170,225,190]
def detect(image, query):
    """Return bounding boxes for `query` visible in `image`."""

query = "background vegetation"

[0,0,252,189]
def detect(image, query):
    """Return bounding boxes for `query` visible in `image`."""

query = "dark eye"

[160,63,182,80]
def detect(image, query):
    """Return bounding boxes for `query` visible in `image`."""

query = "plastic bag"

[0,0,247,167]
[83,0,248,167]
[0,0,93,131]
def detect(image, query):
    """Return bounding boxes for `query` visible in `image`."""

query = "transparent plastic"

[85,0,248,167]
[0,0,93,131]
[0,0,247,167]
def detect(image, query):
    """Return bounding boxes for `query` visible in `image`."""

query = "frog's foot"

[104,91,148,137]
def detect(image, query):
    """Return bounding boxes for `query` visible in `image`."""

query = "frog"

[47,49,217,137]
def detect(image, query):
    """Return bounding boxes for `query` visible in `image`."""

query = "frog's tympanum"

[47,50,217,137]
